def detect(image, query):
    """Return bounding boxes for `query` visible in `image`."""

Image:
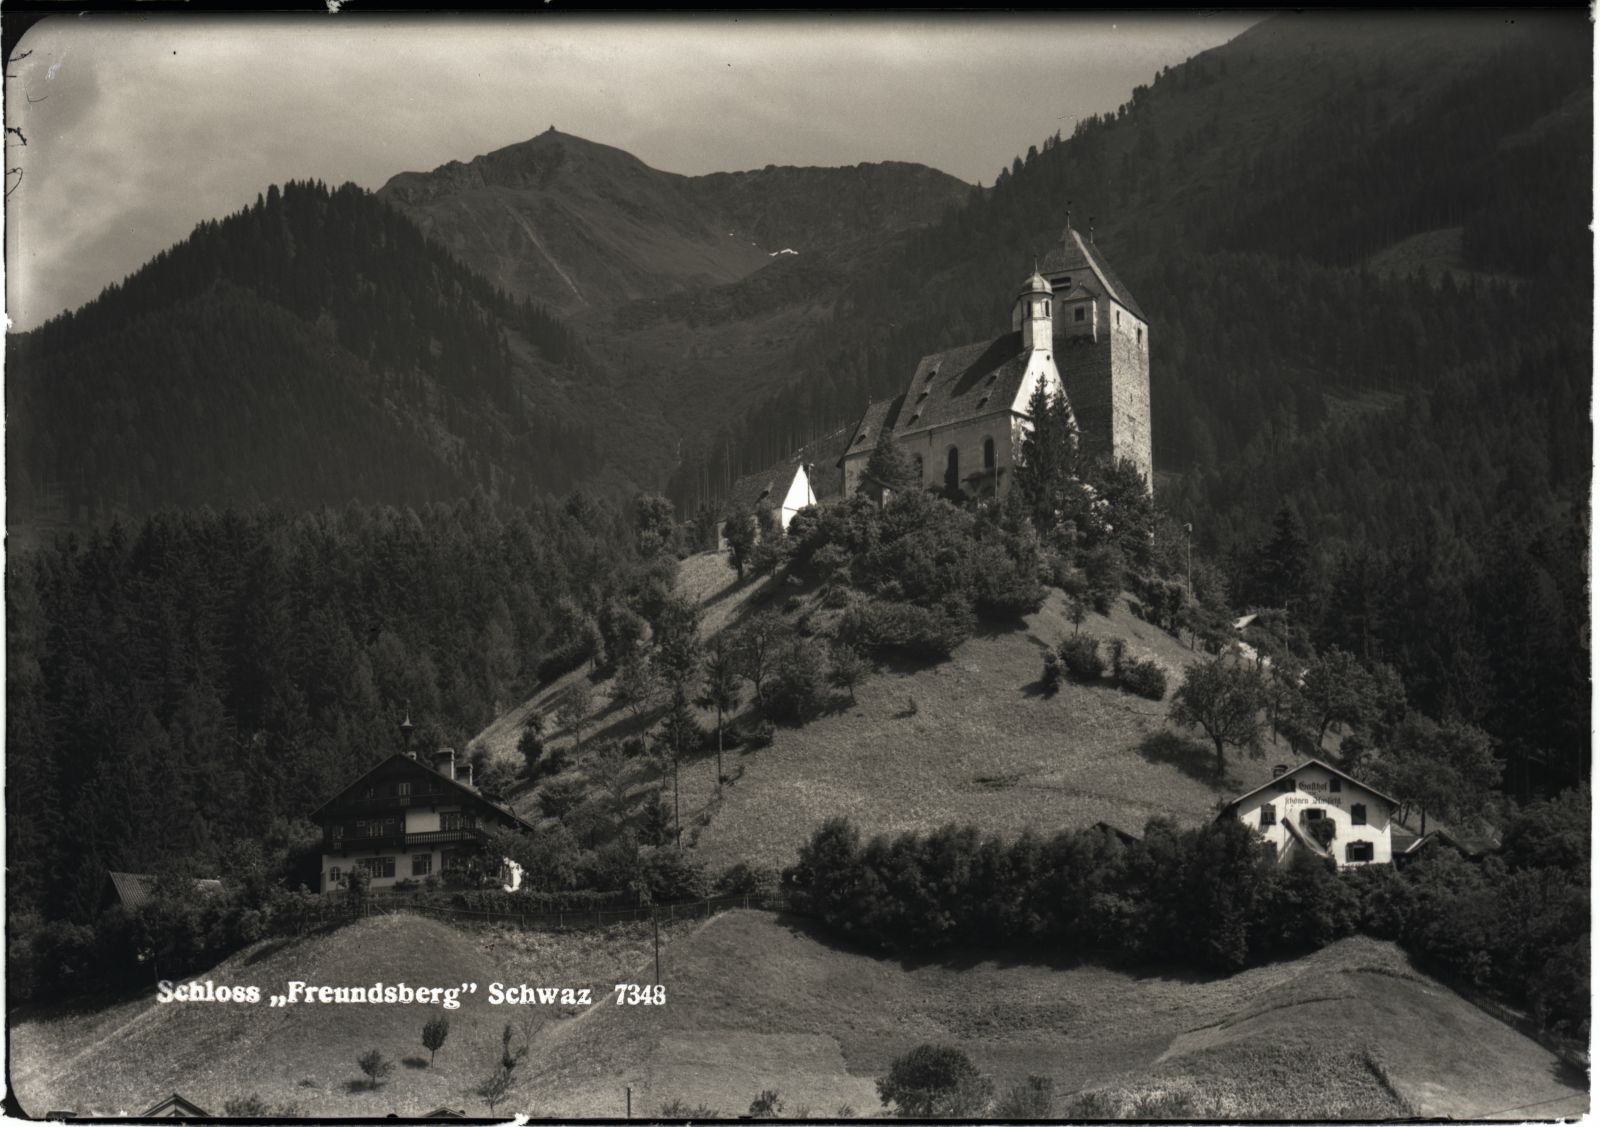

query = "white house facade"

[1221,758,1400,867]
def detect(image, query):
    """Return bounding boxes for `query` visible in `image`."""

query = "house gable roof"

[1039,226,1148,321]
[140,1093,213,1118]
[106,872,224,912]
[309,752,537,833]
[1223,757,1401,813]
[725,462,806,518]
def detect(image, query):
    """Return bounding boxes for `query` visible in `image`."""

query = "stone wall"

[1108,310,1153,487]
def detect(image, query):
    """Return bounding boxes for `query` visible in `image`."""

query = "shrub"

[660,1099,720,1118]
[877,1044,994,1117]
[1041,649,1063,694]
[749,1089,784,1118]
[642,849,709,903]
[994,1075,1054,1118]
[715,862,780,899]
[766,638,829,724]
[538,776,588,821]
[1058,635,1104,680]
[1120,658,1168,700]
[840,599,972,660]
[746,718,776,749]
[1106,636,1128,680]
[357,1048,393,1090]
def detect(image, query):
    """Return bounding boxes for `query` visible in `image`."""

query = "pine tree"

[1011,384,1078,532]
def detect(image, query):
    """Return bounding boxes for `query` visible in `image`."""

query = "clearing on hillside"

[681,577,1277,873]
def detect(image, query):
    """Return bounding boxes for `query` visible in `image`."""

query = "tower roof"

[1019,269,1053,297]
[1039,225,1147,321]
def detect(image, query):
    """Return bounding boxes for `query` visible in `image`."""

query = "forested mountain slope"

[379,130,973,491]
[7,180,612,529]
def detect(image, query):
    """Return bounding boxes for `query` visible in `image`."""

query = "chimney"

[431,747,456,780]
[463,763,475,789]
[1272,764,1287,778]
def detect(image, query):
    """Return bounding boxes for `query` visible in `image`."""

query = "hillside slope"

[523,910,1586,1119]
[685,568,1264,873]
[485,551,1283,875]
[7,912,696,1119]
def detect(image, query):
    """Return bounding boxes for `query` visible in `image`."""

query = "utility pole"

[673,752,681,848]
[626,1086,632,1118]
[653,910,661,985]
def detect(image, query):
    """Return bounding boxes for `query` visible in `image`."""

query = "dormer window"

[855,433,867,445]
[917,390,930,401]
[976,395,989,409]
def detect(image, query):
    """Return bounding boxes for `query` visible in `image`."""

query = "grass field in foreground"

[524,910,1587,1121]
[10,910,1585,1119]
[6,912,698,1119]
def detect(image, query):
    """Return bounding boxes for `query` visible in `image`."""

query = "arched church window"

[945,447,961,496]
[912,454,924,481]
[983,437,996,470]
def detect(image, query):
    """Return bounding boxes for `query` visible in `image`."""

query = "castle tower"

[1011,268,1054,350]
[1038,216,1152,490]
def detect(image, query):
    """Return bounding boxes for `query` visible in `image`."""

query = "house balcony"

[323,824,489,852]
[404,827,490,848]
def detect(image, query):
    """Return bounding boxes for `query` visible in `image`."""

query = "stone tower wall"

[1108,306,1153,487]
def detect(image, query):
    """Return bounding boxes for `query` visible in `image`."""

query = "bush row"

[783,795,1589,1037]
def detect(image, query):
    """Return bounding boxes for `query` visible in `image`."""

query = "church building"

[840,219,1151,501]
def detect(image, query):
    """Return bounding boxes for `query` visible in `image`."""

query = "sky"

[4,12,1260,331]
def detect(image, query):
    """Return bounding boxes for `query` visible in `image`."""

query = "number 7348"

[613,983,667,1005]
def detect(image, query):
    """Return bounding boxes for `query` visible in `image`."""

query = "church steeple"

[1012,266,1053,351]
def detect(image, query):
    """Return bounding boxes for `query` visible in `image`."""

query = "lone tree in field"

[422,1013,450,1065]
[724,514,756,579]
[556,681,593,751]
[1169,655,1267,777]
[877,1044,994,1117]
[357,1048,393,1090]
[478,1022,529,1115]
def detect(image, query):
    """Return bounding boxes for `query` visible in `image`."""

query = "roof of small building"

[1221,757,1401,813]
[140,1092,213,1118]
[309,752,537,833]
[725,461,807,518]
[106,872,224,912]
[1039,225,1148,321]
